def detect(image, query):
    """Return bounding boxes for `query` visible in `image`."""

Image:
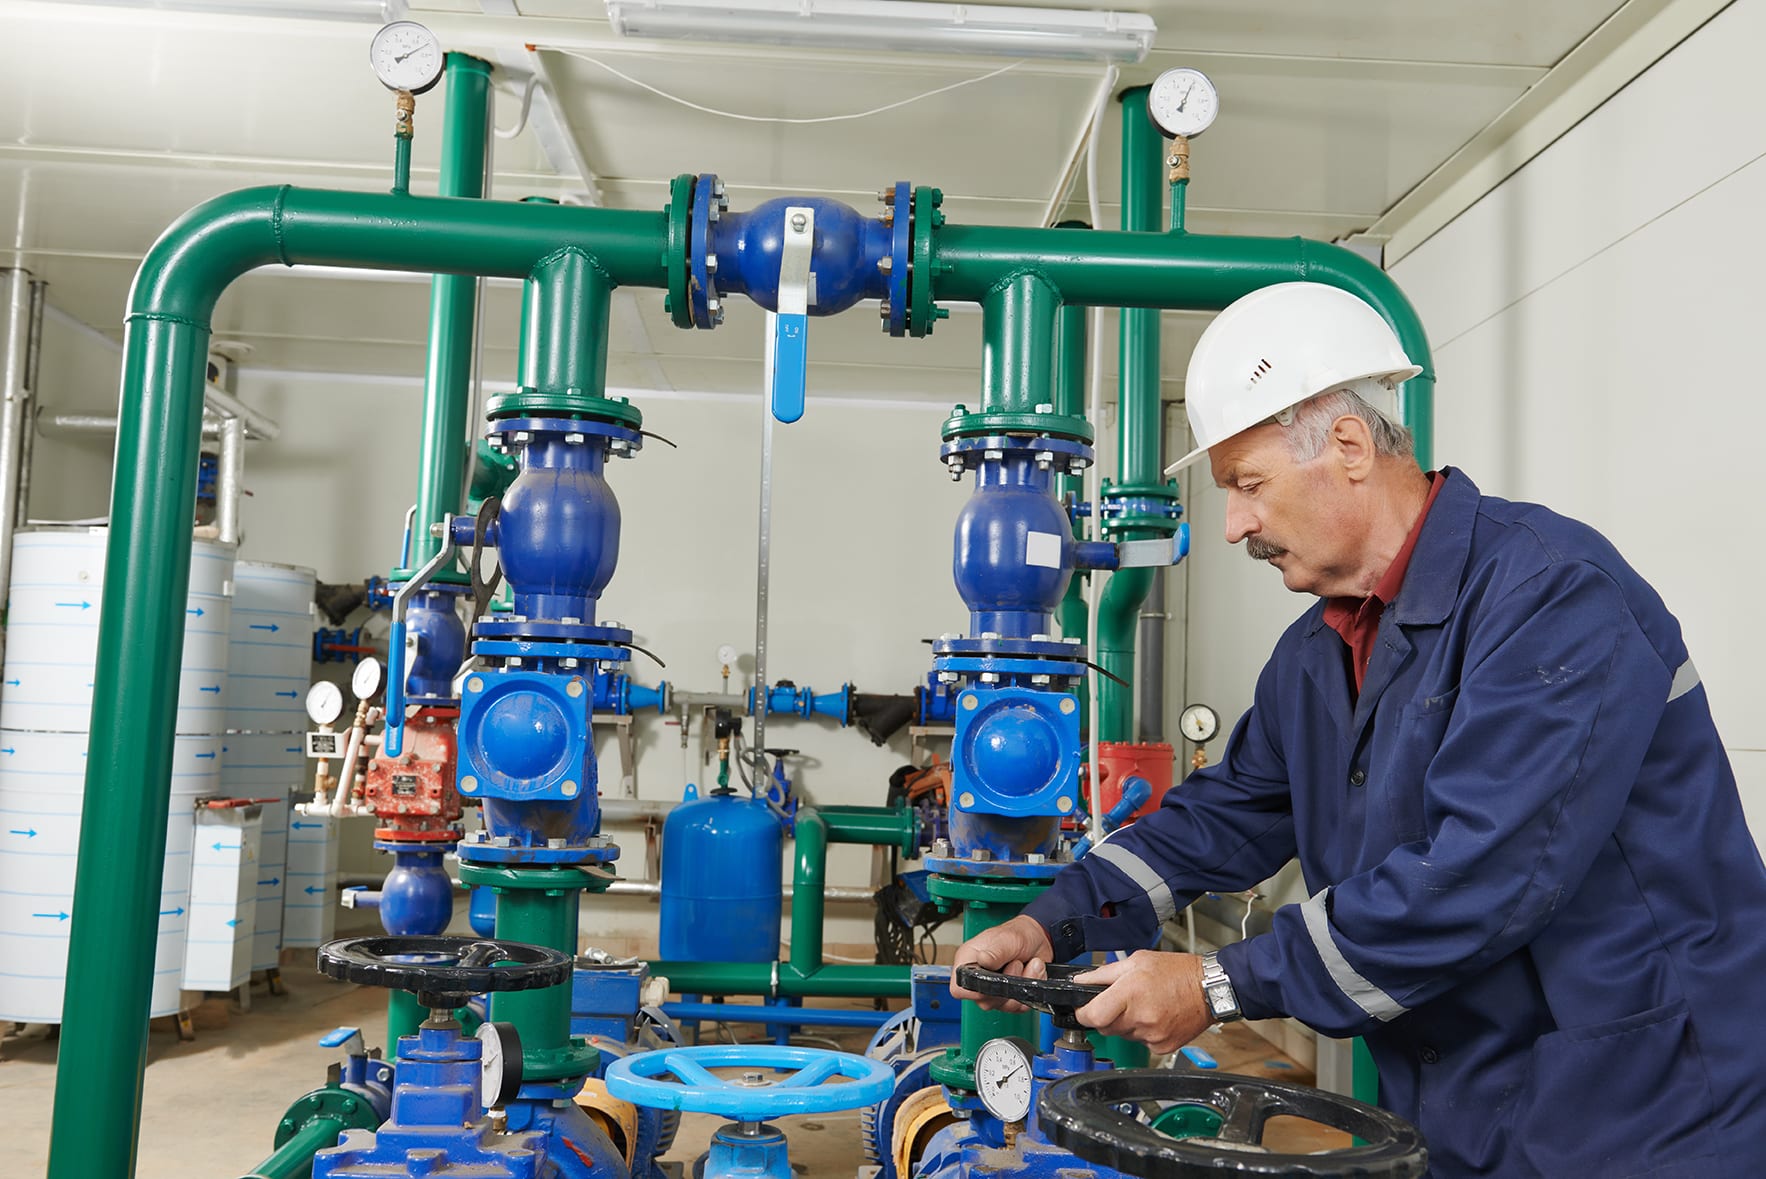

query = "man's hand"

[950,914,1057,1012]
[1073,950,1211,1056]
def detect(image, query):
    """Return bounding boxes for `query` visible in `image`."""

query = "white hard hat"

[1164,282,1422,476]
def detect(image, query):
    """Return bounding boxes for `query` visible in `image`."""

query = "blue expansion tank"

[659,785,782,962]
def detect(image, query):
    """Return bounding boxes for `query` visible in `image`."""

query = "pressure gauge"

[352,657,386,702]
[716,644,739,668]
[1179,703,1220,745]
[369,21,444,95]
[974,1036,1036,1124]
[1147,67,1219,139]
[305,681,345,727]
[477,1021,524,1109]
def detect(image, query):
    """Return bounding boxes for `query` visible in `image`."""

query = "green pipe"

[240,1116,343,1179]
[978,271,1061,415]
[651,959,910,999]
[49,316,209,1179]
[386,988,425,1043]
[926,875,1048,1091]
[817,803,917,855]
[391,134,412,198]
[520,246,612,398]
[1096,87,1167,743]
[48,190,672,1179]
[1053,294,1089,648]
[410,53,492,568]
[789,811,829,977]
[930,224,1435,464]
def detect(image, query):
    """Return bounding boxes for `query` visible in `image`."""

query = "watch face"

[974,1037,1035,1123]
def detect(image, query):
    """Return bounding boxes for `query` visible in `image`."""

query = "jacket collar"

[1299,466,1478,637]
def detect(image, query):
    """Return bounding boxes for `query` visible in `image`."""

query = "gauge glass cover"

[306,681,344,726]
[352,657,385,701]
[370,21,444,94]
[1179,703,1220,744]
[975,1037,1035,1123]
[1147,67,1219,139]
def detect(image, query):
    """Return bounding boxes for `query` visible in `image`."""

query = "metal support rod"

[215,413,245,546]
[14,278,45,528]
[0,269,35,635]
[202,381,281,440]
[751,327,778,769]
[1052,276,1090,647]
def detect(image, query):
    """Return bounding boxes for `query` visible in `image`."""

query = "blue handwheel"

[606,1044,894,1119]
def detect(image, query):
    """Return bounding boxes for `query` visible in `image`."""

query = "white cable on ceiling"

[556,50,1023,124]
[1082,66,1114,847]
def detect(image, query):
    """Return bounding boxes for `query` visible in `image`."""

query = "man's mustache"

[1245,537,1287,561]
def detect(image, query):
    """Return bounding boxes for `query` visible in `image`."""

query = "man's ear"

[1331,413,1376,483]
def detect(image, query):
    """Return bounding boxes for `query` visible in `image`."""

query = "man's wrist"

[1200,951,1243,1023]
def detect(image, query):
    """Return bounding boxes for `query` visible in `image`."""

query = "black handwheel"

[1039,1069,1428,1178]
[954,963,1106,1029]
[317,935,573,1010]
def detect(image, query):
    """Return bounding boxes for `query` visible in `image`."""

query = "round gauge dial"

[1179,703,1220,745]
[1147,67,1219,139]
[369,21,444,95]
[477,1021,524,1109]
[305,681,344,727]
[351,657,386,702]
[716,644,739,667]
[974,1036,1036,1124]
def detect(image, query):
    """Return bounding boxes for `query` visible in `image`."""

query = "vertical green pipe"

[48,319,209,1179]
[1053,278,1090,648]
[490,882,577,1061]
[387,989,425,1043]
[789,811,827,978]
[409,53,492,569]
[1096,86,1165,742]
[521,247,613,398]
[978,272,1060,416]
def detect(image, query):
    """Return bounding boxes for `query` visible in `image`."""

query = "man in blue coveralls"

[953,282,1766,1177]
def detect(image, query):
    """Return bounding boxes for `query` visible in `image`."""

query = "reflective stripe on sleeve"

[1087,841,1178,923]
[1301,890,1407,1023]
[1667,658,1700,703]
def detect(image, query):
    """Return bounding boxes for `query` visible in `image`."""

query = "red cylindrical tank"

[1089,742,1176,822]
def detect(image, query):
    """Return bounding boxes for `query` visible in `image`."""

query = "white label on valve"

[1026,531,1063,569]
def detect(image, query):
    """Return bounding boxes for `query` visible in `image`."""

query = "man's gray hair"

[1281,380,1414,464]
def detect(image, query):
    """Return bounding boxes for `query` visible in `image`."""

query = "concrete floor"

[4,963,1330,1178]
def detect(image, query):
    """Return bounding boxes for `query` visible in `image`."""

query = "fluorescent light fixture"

[603,0,1156,64]
[58,0,386,20]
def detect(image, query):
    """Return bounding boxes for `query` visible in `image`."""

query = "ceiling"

[0,0,1683,403]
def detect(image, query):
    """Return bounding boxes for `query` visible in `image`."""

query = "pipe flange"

[884,180,912,337]
[1099,479,1185,537]
[908,186,945,338]
[688,172,727,330]
[273,1084,384,1150]
[485,391,643,430]
[940,407,1094,445]
[665,173,695,329]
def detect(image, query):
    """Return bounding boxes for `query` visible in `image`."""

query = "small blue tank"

[659,785,783,962]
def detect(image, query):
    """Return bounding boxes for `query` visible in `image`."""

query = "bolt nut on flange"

[929,838,952,858]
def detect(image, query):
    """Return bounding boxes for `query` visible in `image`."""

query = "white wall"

[1177,0,1766,889]
[23,307,121,525]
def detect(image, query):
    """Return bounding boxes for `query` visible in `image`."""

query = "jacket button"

[1348,769,1367,787]
[1419,1046,1439,1064]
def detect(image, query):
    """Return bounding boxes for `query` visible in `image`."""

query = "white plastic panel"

[181,804,261,992]
[281,808,340,949]
[1,530,235,734]
[0,732,220,1022]
[225,561,317,733]
[219,730,307,969]
[250,791,290,973]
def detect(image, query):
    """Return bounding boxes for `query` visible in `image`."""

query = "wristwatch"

[1200,952,1242,1023]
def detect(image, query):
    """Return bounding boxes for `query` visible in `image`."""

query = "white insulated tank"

[0,733,219,1021]
[220,731,306,971]
[225,561,317,733]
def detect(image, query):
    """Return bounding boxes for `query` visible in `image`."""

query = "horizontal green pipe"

[816,804,916,852]
[240,1116,341,1179]
[932,225,1435,460]
[131,186,671,324]
[651,959,910,999]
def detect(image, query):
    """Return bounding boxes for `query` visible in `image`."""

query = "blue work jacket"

[1025,468,1766,1177]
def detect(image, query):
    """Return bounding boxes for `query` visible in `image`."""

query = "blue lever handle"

[772,314,808,423]
[1179,1045,1219,1069]
[320,1026,363,1049]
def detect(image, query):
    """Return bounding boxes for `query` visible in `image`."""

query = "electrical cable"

[560,51,1023,124]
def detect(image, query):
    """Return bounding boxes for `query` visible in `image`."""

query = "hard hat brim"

[1162,443,1211,478]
